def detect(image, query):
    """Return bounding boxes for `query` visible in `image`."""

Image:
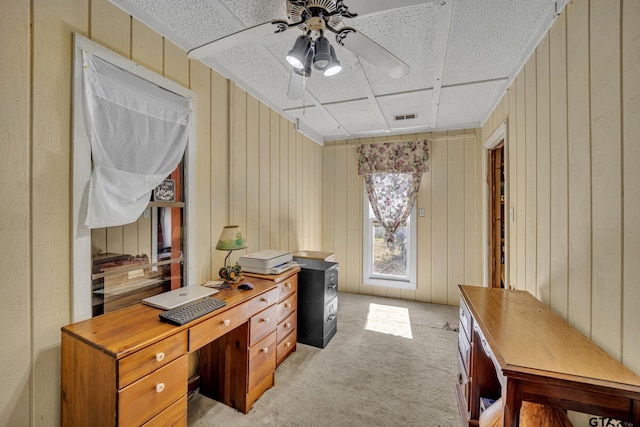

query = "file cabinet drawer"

[119,355,187,427]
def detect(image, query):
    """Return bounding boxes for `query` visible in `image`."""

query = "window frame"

[71,34,197,322]
[362,186,417,289]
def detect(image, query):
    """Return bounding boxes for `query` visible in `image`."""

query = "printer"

[238,250,295,275]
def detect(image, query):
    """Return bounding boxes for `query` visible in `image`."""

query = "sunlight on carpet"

[364,303,413,339]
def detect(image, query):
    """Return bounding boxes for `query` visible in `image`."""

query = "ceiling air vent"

[393,113,417,121]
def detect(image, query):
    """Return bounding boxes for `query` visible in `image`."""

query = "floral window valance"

[357,140,429,245]
[357,139,429,175]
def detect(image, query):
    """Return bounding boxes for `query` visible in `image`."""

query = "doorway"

[488,143,505,288]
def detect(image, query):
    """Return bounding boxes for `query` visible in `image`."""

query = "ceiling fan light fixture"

[286,35,312,69]
[312,36,331,70]
[293,50,313,77]
[323,45,342,76]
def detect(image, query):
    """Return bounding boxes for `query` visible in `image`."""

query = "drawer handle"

[286,282,292,289]
[458,373,463,385]
[262,347,269,353]
[460,309,465,318]
[223,319,231,326]
[155,383,165,393]
[263,317,270,324]
[155,352,165,362]
[329,283,337,289]
[285,341,291,348]
[261,297,270,304]
[285,322,291,328]
[328,314,336,321]
[284,302,291,309]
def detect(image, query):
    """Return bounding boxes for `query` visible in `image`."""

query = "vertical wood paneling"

[190,60,212,282]
[536,34,551,305]
[447,139,465,304]
[270,111,280,249]
[515,74,526,291]
[524,56,538,298]
[333,146,348,291]
[549,13,569,317]
[346,147,362,294]
[211,71,229,273]
[431,140,449,304]
[131,19,162,74]
[1,0,31,424]
[91,0,130,57]
[622,0,640,374]
[302,137,309,248]
[507,83,517,289]
[590,0,622,358]
[464,134,478,286]
[566,0,592,335]
[279,117,289,250]
[32,0,87,422]
[258,102,270,250]
[323,146,336,255]
[245,96,259,253]
[230,85,247,239]
[288,124,297,250]
[416,156,433,302]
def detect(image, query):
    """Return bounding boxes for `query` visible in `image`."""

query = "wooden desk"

[61,268,299,426]
[456,285,640,427]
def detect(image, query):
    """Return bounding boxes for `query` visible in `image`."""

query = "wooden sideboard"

[61,268,299,426]
[456,285,640,427]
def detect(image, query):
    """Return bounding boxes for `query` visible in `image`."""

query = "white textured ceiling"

[109,0,565,142]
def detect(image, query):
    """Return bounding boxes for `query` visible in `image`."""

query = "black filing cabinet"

[294,258,338,348]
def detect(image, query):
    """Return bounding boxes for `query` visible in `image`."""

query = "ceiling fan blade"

[188,20,288,59]
[287,70,304,100]
[340,0,434,17]
[336,28,409,79]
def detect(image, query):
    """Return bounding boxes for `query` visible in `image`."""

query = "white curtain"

[82,51,192,228]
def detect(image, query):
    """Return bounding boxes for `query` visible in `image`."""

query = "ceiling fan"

[187,0,419,99]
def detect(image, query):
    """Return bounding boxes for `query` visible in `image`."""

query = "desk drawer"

[141,395,187,427]
[277,276,297,301]
[457,353,470,414]
[189,304,244,351]
[277,312,297,343]
[459,298,472,341]
[118,330,188,389]
[248,332,276,391]
[246,288,278,316]
[458,330,471,374]
[276,329,296,366]
[277,293,297,322]
[119,355,187,427]
[250,305,277,346]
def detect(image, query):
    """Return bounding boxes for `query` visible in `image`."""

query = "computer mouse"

[238,282,253,290]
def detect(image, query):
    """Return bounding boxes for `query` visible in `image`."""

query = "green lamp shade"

[215,225,248,251]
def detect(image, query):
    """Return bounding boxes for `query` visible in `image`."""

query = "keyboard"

[159,297,227,326]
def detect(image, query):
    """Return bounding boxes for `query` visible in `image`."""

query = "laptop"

[142,285,218,310]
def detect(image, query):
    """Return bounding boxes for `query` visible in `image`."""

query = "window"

[72,34,196,322]
[363,189,417,289]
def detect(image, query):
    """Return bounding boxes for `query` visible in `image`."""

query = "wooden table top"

[62,276,283,358]
[459,285,640,392]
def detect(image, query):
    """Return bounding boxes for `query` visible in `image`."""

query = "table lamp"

[215,225,248,282]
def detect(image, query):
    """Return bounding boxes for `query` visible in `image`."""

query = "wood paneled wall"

[323,129,483,305]
[0,0,322,424]
[482,0,640,378]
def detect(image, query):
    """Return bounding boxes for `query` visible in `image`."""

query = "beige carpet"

[188,291,460,426]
